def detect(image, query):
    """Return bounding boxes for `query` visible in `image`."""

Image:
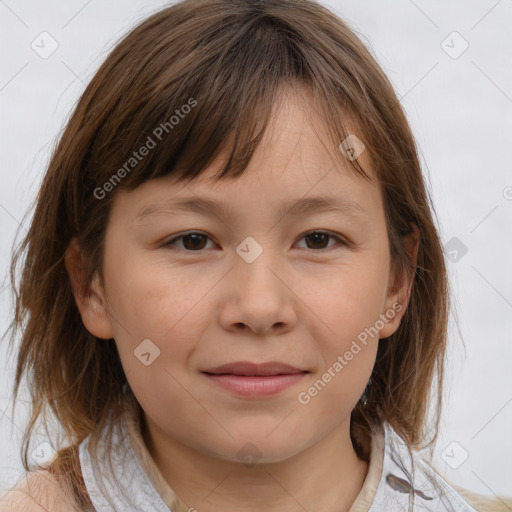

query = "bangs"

[85,1,376,206]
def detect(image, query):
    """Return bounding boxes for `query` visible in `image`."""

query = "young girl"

[1,0,511,511]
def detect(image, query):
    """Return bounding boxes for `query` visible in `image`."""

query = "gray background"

[1,0,511,501]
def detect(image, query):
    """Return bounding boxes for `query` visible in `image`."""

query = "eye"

[295,231,346,250]
[162,230,346,252]
[162,232,214,251]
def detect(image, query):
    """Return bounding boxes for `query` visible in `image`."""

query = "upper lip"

[202,361,308,376]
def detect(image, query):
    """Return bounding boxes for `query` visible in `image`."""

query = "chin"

[223,431,307,465]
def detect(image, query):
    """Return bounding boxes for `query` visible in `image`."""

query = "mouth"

[201,361,310,397]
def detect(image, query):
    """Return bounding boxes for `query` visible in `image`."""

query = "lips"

[202,361,308,376]
[202,361,309,397]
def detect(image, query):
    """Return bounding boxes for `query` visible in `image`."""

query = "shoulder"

[415,451,512,512]
[381,423,512,512]
[417,455,512,512]
[447,480,512,512]
[0,469,78,512]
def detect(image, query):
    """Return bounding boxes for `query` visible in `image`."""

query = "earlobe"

[64,237,114,340]
[379,223,420,340]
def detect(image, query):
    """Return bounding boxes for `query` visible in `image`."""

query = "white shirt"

[78,405,479,512]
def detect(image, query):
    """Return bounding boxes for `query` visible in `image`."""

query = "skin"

[66,87,419,512]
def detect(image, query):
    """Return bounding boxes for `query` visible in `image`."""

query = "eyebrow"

[136,195,367,221]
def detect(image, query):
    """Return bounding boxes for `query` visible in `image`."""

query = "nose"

[218,250,297,336]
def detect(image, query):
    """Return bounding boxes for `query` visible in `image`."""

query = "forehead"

[126,86,382,221]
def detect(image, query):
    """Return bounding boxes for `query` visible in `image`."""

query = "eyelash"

[162,230,347,252]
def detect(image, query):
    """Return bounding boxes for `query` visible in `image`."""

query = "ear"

[378,223,420,340]
[64,237,114,340]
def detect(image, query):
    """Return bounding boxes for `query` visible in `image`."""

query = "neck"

[142,414,369,512]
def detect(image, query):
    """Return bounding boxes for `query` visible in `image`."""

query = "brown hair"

[4,0,450,506]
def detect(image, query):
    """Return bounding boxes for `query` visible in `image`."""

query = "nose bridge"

[220,235,296,333]
[233,234,282,295]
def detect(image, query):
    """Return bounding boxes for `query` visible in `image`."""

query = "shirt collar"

[78,403,477,512]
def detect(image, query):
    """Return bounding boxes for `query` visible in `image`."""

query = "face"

[67,88,413,465]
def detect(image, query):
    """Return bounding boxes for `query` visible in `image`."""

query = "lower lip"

[202,372,307,397]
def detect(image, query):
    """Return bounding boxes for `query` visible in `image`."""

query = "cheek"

[103,254,212,389]
[300,258,389,343]
[107,271,206,424]
[296,328,378,425]
[106,249,209,337]
[294,259,386,405]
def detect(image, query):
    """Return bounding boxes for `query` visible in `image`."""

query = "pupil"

[307,233,328,249]
[184,234,206,250]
